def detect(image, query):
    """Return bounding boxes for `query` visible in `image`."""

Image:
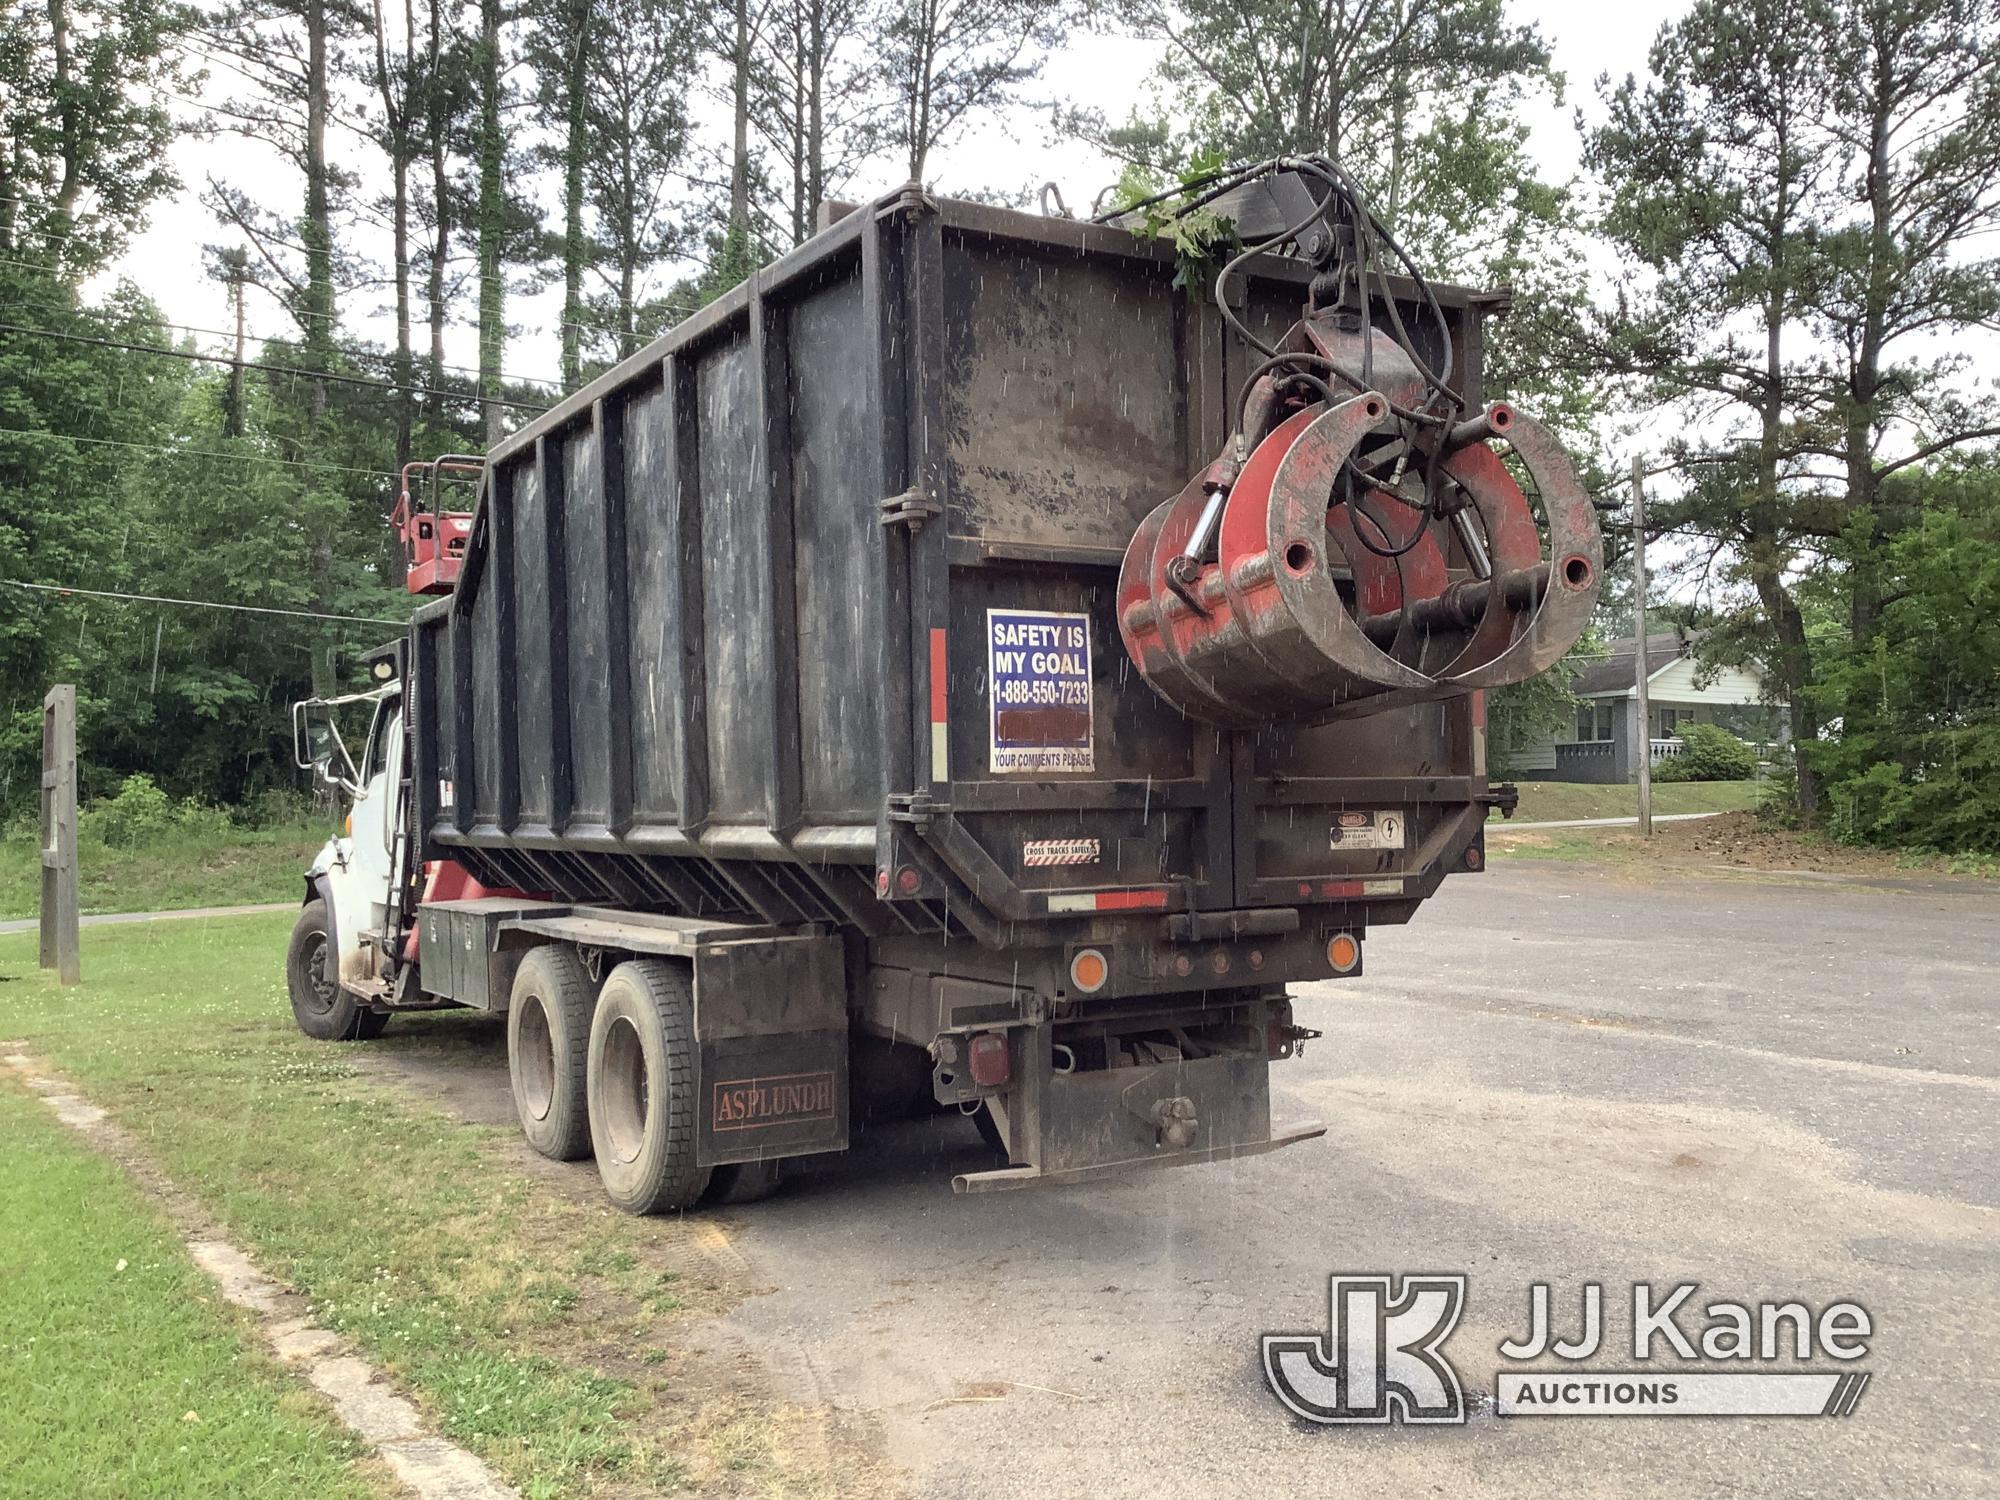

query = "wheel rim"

[299,932,338,1018]
[600,1015,650,1165]
[517,995,556,1122]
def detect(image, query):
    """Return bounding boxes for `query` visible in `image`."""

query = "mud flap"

[693,933,850,1168]
[954,1044,1325,1193]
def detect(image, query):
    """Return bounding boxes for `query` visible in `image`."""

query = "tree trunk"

[560,0,591,388]
[303,0,337,392]
[907,0,936,181]
[1753,568,1821,815]
[806,0,824,231]
[47,0,82,238]
[0,142,18,252]
[731,0,751,233]
[426,0,452,401]
[477,0,505,446]
[226,258,247,438]
[1844,52,1896,648]
[305,0,338,696]
[374,0,416,470]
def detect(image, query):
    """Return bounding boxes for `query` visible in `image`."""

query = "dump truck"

[286,158,1602,1212]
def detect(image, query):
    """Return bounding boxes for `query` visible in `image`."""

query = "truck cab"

[288,658,407,1040]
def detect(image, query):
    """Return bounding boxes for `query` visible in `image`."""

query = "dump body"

[408,190,1496,958]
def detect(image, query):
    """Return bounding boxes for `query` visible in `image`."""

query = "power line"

[0,425,404,482]
[3,577,407,627]
[0,319,551,411]
[0,265,566,387]
[1,202,726,346]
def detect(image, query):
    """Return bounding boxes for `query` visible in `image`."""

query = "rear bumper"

[953,1119,1325,1193]
[959,1044,1323,1192]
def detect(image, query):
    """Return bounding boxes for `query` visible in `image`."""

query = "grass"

[1485,807,2000,882]
[0,1085,389,1500]
[1491,778,1762,824]
[0,825,326,921]
[0,916,878,1499]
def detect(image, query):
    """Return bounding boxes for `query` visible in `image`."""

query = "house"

[1509,633,1788,783]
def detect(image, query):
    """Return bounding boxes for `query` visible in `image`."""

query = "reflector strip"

[929,628,948,781]
[1047,888,1170,913]
[1316,878,1404,899]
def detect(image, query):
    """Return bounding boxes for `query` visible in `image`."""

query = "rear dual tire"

[507,945,596,1161]
[587,959,712,1214]
[504,949,787,1213]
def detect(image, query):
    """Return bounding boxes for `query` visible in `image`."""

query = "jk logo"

[1263,1274,1468,1425]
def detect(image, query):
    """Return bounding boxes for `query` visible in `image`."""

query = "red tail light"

[968,1032,1010,1088]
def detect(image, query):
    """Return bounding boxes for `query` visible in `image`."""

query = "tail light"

[968,1032,1010,1088]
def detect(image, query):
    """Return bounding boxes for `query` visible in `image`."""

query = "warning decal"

[1329,810,1407,851]
[987,609,1094,773]
[1023,837,1101,867]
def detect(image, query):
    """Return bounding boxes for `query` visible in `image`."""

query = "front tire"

[508,945,596,1161]
[286,899,389,1042]
[587,959,710,1214]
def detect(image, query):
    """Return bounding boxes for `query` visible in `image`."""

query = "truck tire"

[587,959,711,1213]
[703,1159,782,1205]
[507,945,597,1161]
[286,899,390,1042]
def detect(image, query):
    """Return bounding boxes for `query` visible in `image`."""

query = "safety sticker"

[1023,837,1101,867]
[988,609,1093,773]
[1330,810,1406,851]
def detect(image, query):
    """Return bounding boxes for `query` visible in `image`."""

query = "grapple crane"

[1115,157,1601,724]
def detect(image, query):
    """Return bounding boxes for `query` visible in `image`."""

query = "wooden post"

[40,684,80,984]
[1631,455,1653,838]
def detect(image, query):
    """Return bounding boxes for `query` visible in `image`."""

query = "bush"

[1661,723,1757,782]
[79,774,238,848]
[1823,721,2000,852]
[1756,765,1801,828]
[84,774,176,846]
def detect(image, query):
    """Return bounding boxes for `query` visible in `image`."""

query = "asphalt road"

[376,862,2000,1498]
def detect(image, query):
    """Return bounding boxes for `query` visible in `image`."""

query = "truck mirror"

[293,700,363,796]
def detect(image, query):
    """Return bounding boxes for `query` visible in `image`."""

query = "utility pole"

[1632,453,1652,837]
[40,684,80,984]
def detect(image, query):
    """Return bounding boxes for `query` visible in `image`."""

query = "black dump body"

[408,188,1496,960]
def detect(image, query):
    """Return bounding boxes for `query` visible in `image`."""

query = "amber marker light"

[1327,933,1360,973]
[1069,948,1109,993]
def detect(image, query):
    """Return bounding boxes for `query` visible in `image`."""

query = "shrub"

[1666,723,1757,781]
[79,774,239,847]
[1651,753,1694,783]
[1756,765,1801,828]
[84,774,177,846]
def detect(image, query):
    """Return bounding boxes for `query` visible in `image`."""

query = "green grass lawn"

[0,826,326,920]
[0,1085,387,1500]
[1492,778,1762,824]
[0,917,873,1500]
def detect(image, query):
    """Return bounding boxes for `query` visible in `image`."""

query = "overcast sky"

[104,2,1691,395]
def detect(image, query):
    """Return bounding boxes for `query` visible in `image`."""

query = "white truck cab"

[289,671,407,1039]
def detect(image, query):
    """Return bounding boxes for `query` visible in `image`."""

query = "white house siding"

[1645,657,1768,705]
[1508,740,1558,773]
